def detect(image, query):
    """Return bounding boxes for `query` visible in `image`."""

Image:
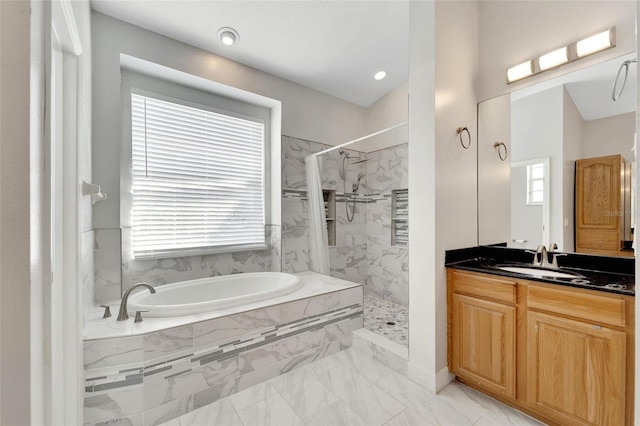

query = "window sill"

[132,243,269,261]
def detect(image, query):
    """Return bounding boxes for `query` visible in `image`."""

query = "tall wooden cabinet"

[575,155,623,256]
[447,269,634,426]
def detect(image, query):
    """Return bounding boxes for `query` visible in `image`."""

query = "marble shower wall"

[365,144,409,306]
[281,136,408,306]
[281,135,367,285]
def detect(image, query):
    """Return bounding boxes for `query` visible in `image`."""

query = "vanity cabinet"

[527,311,625,425]
[575,155,623,257]
[447,269,635,426]
[448,270,516,399]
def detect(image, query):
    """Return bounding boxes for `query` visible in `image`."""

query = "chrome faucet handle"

[134,310,149,323]
[100,304,112,319]
[549,242,559,252]
[550,252,568,269]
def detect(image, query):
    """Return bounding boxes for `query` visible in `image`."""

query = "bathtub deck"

[84,271,361,340]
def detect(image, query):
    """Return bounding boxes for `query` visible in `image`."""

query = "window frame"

[526,162,545,206]
[121,70,271,259]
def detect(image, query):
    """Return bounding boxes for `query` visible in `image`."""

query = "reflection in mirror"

[478,53,637,258]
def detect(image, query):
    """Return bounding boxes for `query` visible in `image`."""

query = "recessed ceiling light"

[217,27,239,46]
[374,71,387,81]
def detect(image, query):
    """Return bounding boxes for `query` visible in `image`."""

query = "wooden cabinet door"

[451,293,516,399]
[527,311,626,425]
[575,155,622,255]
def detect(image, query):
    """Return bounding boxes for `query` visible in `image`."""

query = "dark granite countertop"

[445,245,635,296]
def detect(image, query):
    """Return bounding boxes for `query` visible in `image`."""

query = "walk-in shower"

[304,122,410,348]
[340,149,368,222]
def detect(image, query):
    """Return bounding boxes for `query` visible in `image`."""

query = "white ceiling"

[91,0,410,108]
[511,53,637,121]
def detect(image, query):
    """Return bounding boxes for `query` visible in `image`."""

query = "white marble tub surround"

[83,272,363,426]
[85,271,359,340]
[128,272,302,317]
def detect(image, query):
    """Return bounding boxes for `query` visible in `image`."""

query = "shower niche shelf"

[392,189,408,247]
[323,189,336,247]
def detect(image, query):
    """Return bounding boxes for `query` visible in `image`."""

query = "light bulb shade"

[576,28,615,57]
[507,60,534,83]
[539,47,568,71]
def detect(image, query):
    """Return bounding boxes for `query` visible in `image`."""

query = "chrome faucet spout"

[117,282,156,321]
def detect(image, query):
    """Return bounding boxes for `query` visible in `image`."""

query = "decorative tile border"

[84,285,363,426]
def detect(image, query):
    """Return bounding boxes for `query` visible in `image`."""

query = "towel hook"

[493,142,508,161]
[456,127,471,149]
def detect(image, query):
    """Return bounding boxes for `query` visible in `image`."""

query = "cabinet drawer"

[528,285,626,328]
[451,271,516,304]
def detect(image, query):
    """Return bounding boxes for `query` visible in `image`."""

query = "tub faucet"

[117,282,156,321]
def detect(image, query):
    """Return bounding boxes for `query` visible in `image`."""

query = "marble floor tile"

[332,347,394,383]
[439,383,543,425]
[313,363,406,426]
[228,380,279,412]
[303,400,367,426]
[236,393,304,426]
[376,371,471,425]
[383,408,436,426]
[158,399,242,426]
[158,350,545,426]
[270,368,339,418]
[364,294,408,347]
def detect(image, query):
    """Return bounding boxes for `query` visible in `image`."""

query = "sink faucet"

[547,242,566,268]
[117,282,156,321]
[532,245,549,268]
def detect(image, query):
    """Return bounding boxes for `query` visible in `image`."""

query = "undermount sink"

[497,266,581,279]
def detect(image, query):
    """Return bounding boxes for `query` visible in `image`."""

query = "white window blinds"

[131,93,266,259]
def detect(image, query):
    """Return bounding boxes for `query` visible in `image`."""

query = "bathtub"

[127,272,302,317]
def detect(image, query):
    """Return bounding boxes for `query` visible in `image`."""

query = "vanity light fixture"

[218,27,239,46]
[576,28,615,57]
[374,71,387,80]
[506,60,534,83]
[506,27,616,84]
[538,47,569,71]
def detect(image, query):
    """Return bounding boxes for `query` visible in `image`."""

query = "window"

[131,93,266,259]
[526,163,545,205]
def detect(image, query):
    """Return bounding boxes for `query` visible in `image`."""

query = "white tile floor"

[159,348,543,426]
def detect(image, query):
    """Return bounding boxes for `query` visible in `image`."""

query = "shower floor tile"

[363,295,408,347]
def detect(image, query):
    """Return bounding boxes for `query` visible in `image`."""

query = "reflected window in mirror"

[526,163,545,206]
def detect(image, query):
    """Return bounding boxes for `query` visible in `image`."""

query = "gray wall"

[90,12,369,304]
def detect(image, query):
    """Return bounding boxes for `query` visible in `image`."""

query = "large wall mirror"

[478,52,637,258]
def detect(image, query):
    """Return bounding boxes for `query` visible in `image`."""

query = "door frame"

[511,157,551,249]
[32,0,84,423]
